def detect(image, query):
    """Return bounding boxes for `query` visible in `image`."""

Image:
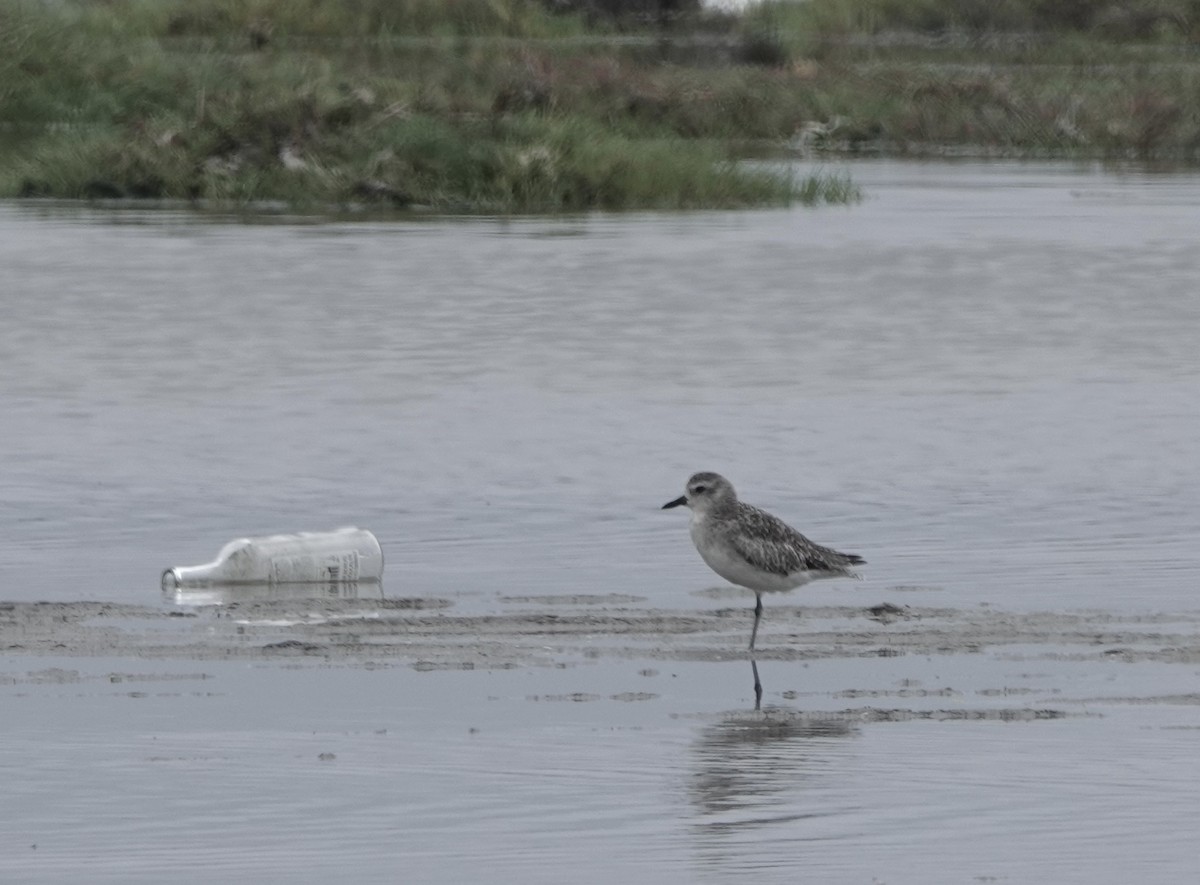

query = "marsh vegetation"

[4,0,1200,211]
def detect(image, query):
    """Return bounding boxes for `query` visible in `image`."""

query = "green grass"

[1,0,854,211]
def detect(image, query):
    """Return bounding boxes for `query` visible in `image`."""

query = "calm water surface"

[2,161,1199,883]
[3,160,1198,612]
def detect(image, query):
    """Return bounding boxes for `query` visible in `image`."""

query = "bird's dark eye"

[694,485,707,494]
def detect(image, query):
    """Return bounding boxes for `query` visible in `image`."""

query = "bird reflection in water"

[688,694,859,874]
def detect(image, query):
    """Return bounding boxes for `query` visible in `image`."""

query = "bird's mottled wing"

[726,503,862,577]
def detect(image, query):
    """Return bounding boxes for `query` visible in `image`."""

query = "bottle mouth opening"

[160,569,180,593]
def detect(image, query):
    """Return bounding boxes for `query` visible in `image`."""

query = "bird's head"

[662,472,736,514]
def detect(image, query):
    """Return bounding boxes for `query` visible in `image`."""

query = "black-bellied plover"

[663,472,865,651]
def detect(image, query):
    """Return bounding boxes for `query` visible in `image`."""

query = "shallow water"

[3,634,1199,885]
[2,161,1200,883]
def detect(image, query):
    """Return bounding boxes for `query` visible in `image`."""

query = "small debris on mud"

[866,602,909,623]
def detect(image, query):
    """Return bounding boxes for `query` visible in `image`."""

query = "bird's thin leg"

[749,594,763,651]
[751,658,762,710]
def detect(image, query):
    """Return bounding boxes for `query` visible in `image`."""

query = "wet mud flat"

[4,595,1199,717]
[5,595,1200,885]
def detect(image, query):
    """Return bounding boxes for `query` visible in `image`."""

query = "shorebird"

[663,472,864,651]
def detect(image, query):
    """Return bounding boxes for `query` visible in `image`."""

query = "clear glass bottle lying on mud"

[161,527,384,594]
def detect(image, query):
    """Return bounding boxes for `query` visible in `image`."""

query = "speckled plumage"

[663,471,864,650]
[716,499,862,575]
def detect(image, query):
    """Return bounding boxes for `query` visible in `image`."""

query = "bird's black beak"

[662,495,687,510]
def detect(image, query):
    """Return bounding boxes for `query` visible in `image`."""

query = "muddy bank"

[4,597,1198,671]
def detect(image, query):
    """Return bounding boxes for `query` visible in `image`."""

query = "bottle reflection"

[163,580,385,606]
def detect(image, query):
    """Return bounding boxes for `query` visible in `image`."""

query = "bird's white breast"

[689,511,814,594]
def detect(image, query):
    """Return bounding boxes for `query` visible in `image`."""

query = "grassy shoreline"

[5,0,1200,212]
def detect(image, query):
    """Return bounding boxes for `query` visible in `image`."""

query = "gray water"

[2,161,1200,883]
[3,160,1199,612]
